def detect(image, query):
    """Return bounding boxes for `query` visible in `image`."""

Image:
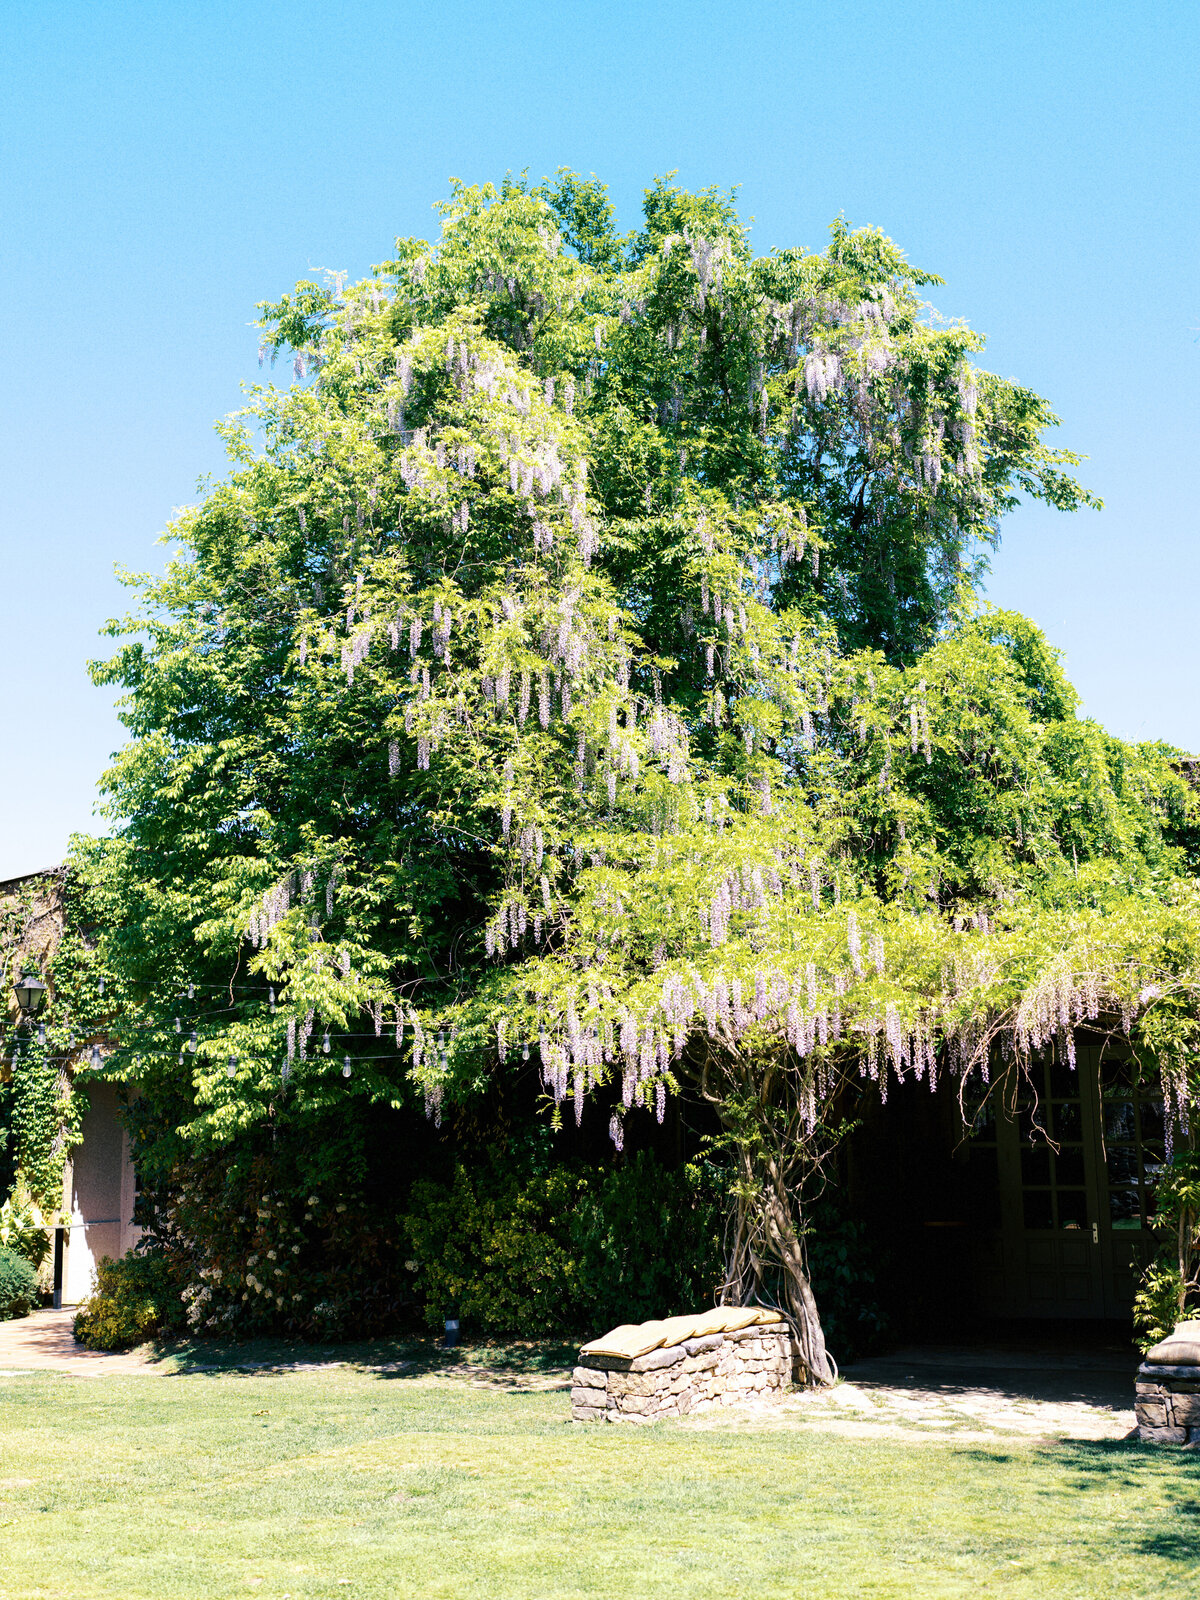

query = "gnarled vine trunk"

[692,1045,838,1386]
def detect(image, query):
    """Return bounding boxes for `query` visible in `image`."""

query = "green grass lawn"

[0,1339,1197,1600]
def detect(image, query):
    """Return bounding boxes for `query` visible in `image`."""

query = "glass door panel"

[992,1044,1106,1317]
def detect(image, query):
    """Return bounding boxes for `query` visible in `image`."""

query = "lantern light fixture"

[12,972,47,1020]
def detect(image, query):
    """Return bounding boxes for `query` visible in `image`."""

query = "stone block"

[623,1372,669,1398]
[630,1344,685,1373]
[1170,1393,1200,1425]
[684,1351,720,1373]
[573,1365,607,1390]
[1140,1425,1187,1444]
[682,1333,724,1356]
[616,1394,650,1414]
[579,1352,634,1372]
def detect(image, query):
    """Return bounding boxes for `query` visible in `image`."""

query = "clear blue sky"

[1,0,1196,877]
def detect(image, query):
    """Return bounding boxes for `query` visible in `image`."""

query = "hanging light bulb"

[188,983,194,1000]
[227,1056,238,1078]
[37,1022,46,1046]
[322,1031,330,1054]
[270,988,276,1014]
[90,1044,101,1069]
[189,1029,197,1053]
[343,1057,352,1078]
[174,1017,181,1033]
[98,976,105,998]
[522,1044,529,1061]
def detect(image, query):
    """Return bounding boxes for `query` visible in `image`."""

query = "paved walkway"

[0,1308,161,1376]
[689,1341,1139,1443]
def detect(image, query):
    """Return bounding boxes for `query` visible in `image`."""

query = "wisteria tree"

[84,173,1200,1374]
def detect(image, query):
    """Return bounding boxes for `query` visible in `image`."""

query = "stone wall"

[572,1323,795,1423]
[1136,1363,1200,1444]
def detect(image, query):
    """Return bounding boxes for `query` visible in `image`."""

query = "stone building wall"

[572,1323,795,1422]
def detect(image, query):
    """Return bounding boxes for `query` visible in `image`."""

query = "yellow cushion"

[580,1306,784,1360]
[1146,1319,1200,1366]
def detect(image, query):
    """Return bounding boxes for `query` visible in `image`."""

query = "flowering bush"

[131,1145,413,1341]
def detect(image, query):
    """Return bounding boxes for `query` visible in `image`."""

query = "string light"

[227,1057,238,1078]
[322,1031,330,1054]
[343,1057,352,1078]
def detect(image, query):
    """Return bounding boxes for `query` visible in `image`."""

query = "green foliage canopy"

[81,172,1200,1355]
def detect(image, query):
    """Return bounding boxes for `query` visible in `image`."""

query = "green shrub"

[1133,1260,1186,1353]
[1133,1149,1200,1353]
[0,1245,40,1320]
[0,1180,51,1270]
[804,1202,891,1363]
[73,1251,186,1351]
[570,1153,726,1330]
[401,1146,724,1336]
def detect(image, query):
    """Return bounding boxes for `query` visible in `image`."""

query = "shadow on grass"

[154,1332,578,1388]
[989,1436,1200,1565]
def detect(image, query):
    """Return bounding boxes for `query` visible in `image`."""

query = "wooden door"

[972,1042,1163,1320]
[1092,1048,1162,1318]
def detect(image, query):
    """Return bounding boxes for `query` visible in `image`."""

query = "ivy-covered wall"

[0,868,88,1211]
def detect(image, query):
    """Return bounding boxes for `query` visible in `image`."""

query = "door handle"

[1092,1222,1099,1245]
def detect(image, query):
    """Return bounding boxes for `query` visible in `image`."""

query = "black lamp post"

[13,972,48,1022]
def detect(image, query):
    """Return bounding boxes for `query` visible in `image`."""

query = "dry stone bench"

[571,1307,796,1423]
[1136,1320,1200,1445]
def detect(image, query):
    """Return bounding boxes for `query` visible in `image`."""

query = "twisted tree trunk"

[719,1137,834,1385]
